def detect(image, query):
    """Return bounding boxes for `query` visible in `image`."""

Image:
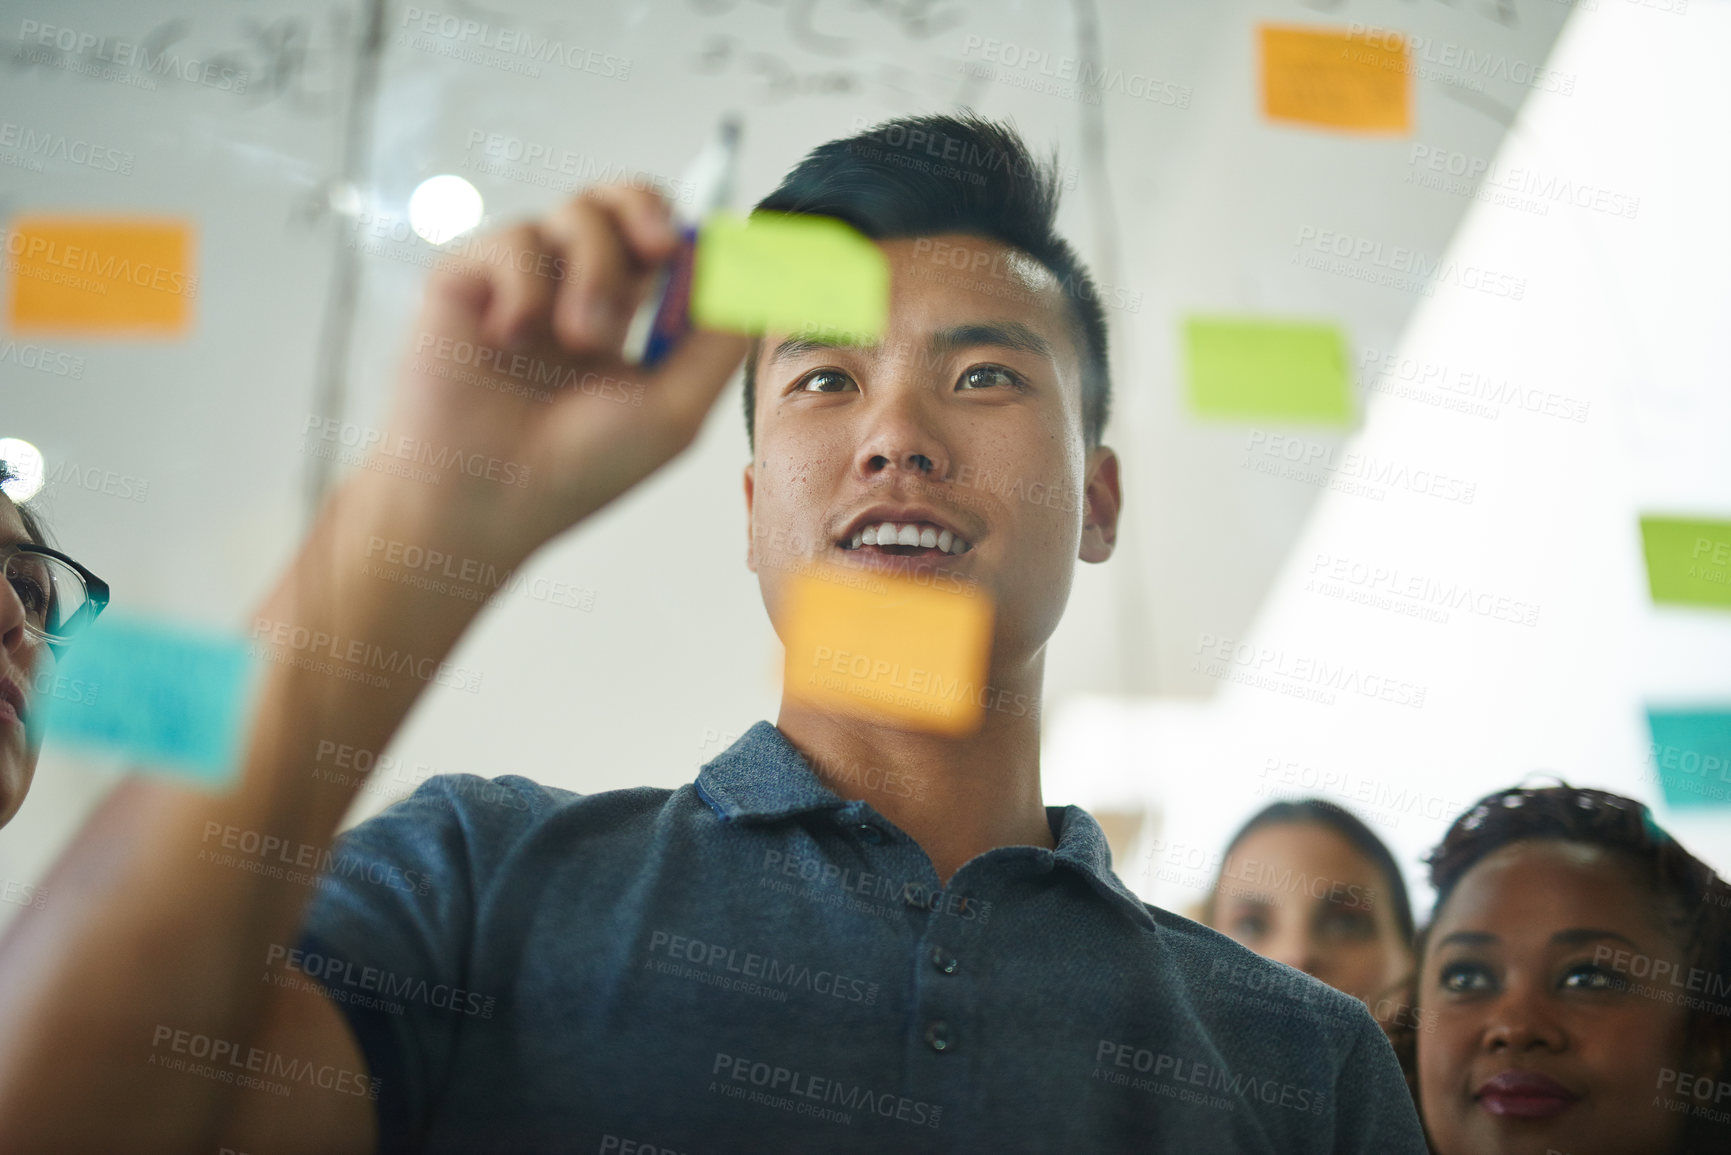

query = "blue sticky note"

[39,613,259,783]
[1648,708,1731,809]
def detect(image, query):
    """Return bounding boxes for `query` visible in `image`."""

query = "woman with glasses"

[1388,784,1731,1155]
[0,465,108,829]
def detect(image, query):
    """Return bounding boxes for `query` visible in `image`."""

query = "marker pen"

[626,116,742,366]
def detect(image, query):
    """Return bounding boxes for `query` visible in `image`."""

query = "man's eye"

[957,365,1020,391]
[797,370,856,393]
[1439,961,1494,994]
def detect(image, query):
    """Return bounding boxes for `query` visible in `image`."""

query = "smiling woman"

[1392,785,1731,1155]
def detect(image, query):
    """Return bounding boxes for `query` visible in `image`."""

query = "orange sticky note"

[5,217,196,335]
[1260,24,1411,134]
[781,563,994,736]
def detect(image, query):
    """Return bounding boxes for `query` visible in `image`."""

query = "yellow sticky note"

[1260,24,1411,134]
[5,217,196,335]
[782,563,994,735]
[692,212,888,343]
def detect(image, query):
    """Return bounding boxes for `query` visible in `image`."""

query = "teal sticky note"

[1648,708,1731,809]
[691,212,889,343]
[1640,515,1731,611]
[1183,317,1355,425]
[39,613,259,783]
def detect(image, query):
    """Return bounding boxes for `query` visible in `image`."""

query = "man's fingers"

[581,184,678,266]
[475,224,557,350]
[543,198,637,354]
[542,187,675,356]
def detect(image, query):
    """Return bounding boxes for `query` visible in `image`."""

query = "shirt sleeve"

[1331,1014,1430,1155]
[291,774,543,1154]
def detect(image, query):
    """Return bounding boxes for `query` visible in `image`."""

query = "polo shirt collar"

[695,721,848,823]
[697,721,1157,931]
[1045,803,1160,931]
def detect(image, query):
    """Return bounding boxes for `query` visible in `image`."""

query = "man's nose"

[852,391,951,481]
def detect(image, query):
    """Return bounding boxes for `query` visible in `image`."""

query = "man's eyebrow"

[929,321,1053,359]
[766,335,853,364]
[764,321,1056,367]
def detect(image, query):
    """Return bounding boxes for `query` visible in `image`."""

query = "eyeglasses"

[1,542,110,655]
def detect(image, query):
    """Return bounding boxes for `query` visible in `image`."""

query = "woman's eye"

[1561,964,1626,992]
[1317,908,1377,942]
[1439,961,1494,994]
[958,365,1020,391]
[1227,913,1270,941]
[8,574,47,615]
[797,370,855,393]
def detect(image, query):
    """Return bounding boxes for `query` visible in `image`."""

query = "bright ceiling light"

[408,174,484,245]
[0,438,45,502]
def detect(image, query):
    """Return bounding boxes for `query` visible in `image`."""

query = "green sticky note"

[1648,709,1731,809]
[1640,516,1731,610]
[691,212,889,342]
[1183,317,1354,424]
[38,613,260,783]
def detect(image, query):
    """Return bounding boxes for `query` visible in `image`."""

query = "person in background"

[0,460,110,829]
[1388,784,1731,1155]
[1204,798,1417,1009]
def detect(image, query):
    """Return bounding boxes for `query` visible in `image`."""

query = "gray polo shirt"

[295,721,1427,1153]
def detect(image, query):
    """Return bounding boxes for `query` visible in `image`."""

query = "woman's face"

[1211,821,1413,1004]
[0,494,52,827]
[1417,840,1694,1155]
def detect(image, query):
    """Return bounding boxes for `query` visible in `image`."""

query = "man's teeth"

[849,522,971,555]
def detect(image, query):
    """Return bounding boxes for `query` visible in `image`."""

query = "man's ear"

[1079,445,1121,564]
[743,462,757,573]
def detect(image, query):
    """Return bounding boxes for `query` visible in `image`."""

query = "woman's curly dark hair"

[1387,783,1731,1155]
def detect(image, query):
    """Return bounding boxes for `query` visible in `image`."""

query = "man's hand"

[373,184,749,564]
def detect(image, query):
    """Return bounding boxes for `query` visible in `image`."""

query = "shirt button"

[924,1020,955,1053]
[930,946,959,975]
[854,823,885,844]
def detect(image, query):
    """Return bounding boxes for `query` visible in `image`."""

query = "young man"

[0,115,1427,1152]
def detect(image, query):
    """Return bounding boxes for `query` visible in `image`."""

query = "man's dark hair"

[0,460,50,546]
[741,113,1111,450]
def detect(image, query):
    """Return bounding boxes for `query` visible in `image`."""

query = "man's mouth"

[838,521,974,557]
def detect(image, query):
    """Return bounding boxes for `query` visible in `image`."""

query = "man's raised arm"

[0,186,748,1152]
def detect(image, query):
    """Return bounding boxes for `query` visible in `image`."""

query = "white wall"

[1043,0,1731,917]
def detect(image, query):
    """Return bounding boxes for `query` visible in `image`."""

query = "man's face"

[743,233,1120,670]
